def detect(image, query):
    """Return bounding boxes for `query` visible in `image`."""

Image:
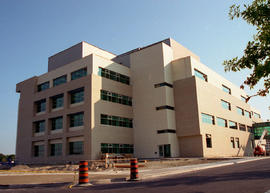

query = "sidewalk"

[0,157,269,186]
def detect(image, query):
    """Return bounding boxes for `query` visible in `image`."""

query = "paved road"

[2,158,270,193]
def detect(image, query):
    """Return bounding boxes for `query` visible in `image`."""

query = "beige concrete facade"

[16,39,262,164]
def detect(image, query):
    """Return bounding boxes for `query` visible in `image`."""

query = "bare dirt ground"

[0,158,238,185]
[1,157,235,172]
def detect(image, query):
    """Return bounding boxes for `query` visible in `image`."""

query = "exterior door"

[159,144,171,158]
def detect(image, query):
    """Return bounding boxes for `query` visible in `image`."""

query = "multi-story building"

[16,38,262,164]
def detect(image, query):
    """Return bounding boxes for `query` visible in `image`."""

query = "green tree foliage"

[0,153,15,162]
[223,0,270,101]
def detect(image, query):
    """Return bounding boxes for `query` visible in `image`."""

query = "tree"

[223,0,270,102]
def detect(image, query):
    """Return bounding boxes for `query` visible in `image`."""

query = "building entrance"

[159,144,171,157]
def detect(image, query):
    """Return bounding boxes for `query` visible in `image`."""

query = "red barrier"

[78,161,90,185]
[129,158,139,181]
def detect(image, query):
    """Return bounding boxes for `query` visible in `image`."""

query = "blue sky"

[0,0,269,154]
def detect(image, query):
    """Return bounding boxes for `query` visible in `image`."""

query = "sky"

[0,0,269,155]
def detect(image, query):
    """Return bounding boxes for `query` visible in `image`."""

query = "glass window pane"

[71,68,87,80]
[70,88,84,104]
[201,113,214,125]
[37,82,49,92]
[194,69,207,81]
[70,112,84,127]
[217,117,227,127]
[53,75,67,87]
[222,85,231,94]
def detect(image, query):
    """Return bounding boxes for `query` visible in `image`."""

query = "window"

[98,67,130,85]
[201,113,215,125]
[156,105,175,111]
[51,94,64,109]
[69,141,83,155]
[239,124,246,131]
[71,68,87,80]
[254,112,261,119]
[194,69,207,82]
[51,117,63,130]
[34,144,44,157]
[34,120,45,133]
[154,82,173,88]
[247,126,252,132]
[37,82,49,92]
[241,96,247,102]
[217,117,227,127]
[157,129,176,134]
[222,85,231,94]
[237,107,244,116]
[206,134,212,148]
[50,143,62,156]
[245,110,251,118]
[70,88,84,104]
[230,137,235,148]
[100,114,133,128]
[229,121,238,130]
[101,143,134,154]
[69,112,84,127]
[235,138,240,148]
[253,126,270,139]
[53,75,67,87]
[100,90,132,106]
[36,99,46,113]
[221,100,231,110]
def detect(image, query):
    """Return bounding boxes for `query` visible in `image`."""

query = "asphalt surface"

[2,158,270,193]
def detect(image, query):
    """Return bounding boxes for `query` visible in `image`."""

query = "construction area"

[1,157,269,187]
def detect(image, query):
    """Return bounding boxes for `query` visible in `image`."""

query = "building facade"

[16,38,262,164]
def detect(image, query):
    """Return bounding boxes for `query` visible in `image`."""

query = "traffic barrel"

[129,158,139,181]
[78,161,91,185]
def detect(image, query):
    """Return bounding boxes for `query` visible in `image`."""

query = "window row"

[193,68,251,105]
[205,134,240,149]
[98,67,130,85]
[236,107,251,118]
[100,114,133,128]
[201,113,251,132]
[37,68,87,92]
[35,87,84,113]
[220,99,260,119]
[33,140,84,157]
[100,90,132,106]
[100,143,134,154]
[33,112,84,134]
